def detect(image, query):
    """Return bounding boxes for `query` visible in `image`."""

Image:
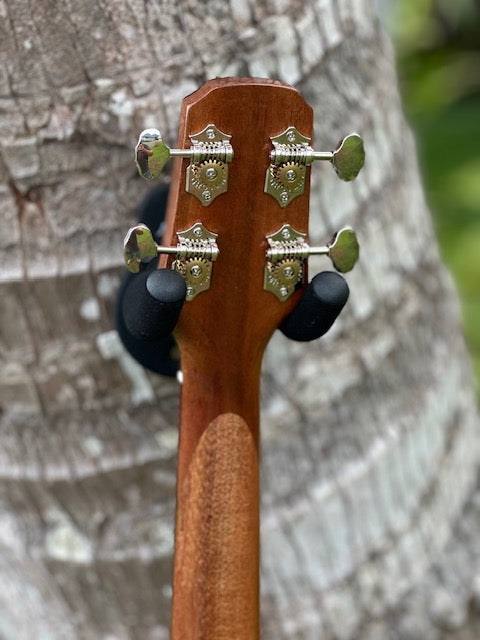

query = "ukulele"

[121,78,364,640]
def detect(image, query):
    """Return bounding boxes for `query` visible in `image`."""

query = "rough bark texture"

[0,0,478,639]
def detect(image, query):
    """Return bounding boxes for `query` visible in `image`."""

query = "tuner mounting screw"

[205,167,218,180]
[287,130,296,143]
[190,265,203,277]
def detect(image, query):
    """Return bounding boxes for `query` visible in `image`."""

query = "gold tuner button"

[330,134,365,182]
[135,129,171,180]
[324,227,359,272]
[123,224,160,273]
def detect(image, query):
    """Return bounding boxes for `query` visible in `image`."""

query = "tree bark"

[0,0,478,638]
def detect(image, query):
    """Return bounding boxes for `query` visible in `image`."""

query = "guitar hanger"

[115,185,181,376]
[116,78,365,639]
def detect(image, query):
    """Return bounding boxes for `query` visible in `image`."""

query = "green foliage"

[385,0,480,392]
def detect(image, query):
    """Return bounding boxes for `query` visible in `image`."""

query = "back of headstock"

[164,79,314,393]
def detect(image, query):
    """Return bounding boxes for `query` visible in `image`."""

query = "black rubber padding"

[280,271,349,342]
[115,267,179,377]
[121,268,187,342]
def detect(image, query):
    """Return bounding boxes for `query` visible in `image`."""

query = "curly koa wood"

[172,413,259,640]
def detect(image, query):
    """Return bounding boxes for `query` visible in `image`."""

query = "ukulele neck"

[171,346,261,640]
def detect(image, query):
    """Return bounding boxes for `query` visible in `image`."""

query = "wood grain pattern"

[172,413,259,640]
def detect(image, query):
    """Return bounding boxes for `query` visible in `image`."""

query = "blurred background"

[377,0,480,391]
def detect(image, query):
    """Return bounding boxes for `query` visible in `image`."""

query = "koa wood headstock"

[120,78,364,640]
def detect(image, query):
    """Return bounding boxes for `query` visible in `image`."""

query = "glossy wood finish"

[172,413,258,639]
[162,78,313,639]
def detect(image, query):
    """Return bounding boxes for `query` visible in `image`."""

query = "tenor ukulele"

[121,78,364,639]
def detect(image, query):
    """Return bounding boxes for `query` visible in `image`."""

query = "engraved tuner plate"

[174,223,219,300]
[264,127,311,208]
[185,125,232,206]
[264,225,307,300]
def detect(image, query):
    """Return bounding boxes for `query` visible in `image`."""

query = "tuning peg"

[265,128,365,207]
[329,134,365,181]
[124,224,179,273]
[266,226,359,272]
[264,225,359,300]
[123,222,219,301]
[280,271,349,342]
[134,124,233,205]
[135,129,171,180]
